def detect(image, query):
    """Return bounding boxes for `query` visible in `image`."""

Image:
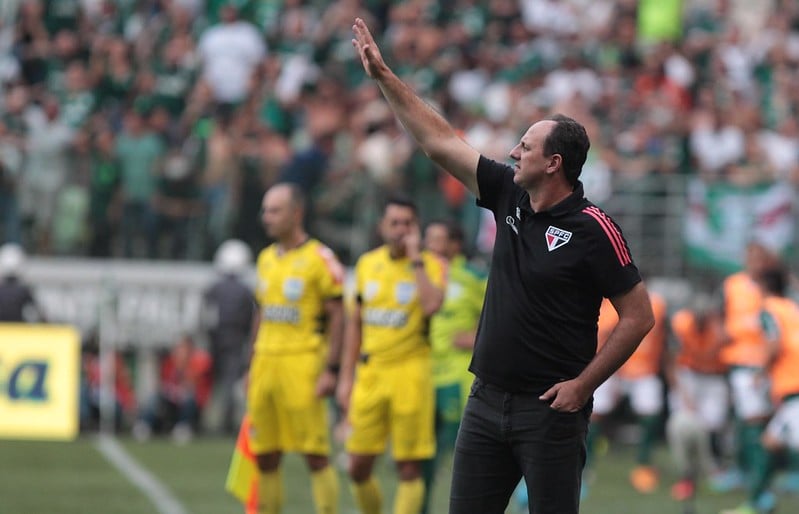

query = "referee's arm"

[336,299,363,413]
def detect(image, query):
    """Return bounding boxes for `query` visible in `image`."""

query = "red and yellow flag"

[225,415,259,513]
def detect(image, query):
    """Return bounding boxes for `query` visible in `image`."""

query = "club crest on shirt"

[364,281,379,301]
[395,282,416,305]
[545,226,572,252]
[282,278,305,301]
[446,281,463,300]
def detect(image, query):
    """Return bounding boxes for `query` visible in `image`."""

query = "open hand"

[315,369,337,398]
[352,18,387,79]
[336,377,353,413]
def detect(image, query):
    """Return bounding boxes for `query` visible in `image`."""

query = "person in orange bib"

[717,241,779,493]
[590,291,667,494]
[721,266,799,514]
[665,293,728,504]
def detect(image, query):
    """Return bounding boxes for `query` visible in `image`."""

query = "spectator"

[13,0,50,88]
[19,96,74,253]
[0,242,45,322]
[79,332,137,432]
[197,4,265,106]
[115,109,164,258]
[87,127,121,257]
[0,121,23,244]
[199,106,240,257]
[202,239,256,435]
[132,334,212,444]
[152,146,203,259]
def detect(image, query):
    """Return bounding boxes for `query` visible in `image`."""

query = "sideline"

[94,435,188,514]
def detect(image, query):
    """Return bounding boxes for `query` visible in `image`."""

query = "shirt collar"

[518,181,585,217]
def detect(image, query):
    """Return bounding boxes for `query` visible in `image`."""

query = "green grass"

[2,436,799,513]
[0,438,155,514]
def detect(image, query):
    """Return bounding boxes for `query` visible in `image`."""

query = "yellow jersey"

[355,246,446,364]
[254,239,344,355]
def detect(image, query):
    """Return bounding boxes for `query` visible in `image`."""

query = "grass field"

[2,436,798,514]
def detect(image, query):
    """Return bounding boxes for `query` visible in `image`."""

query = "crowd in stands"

[1,0,799,266]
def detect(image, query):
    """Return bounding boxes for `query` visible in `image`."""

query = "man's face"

[380,204,416,252]
[261,187,297,240]
[509,120,557,190]
[424,223,449,259]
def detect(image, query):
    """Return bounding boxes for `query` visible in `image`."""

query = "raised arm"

[352,18,481,197]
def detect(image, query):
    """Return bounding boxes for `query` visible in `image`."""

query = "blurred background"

[2,0,799,512]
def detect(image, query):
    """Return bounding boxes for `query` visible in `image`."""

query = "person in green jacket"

[421,219,487,514]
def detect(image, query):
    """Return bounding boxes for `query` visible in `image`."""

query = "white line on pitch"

[94,435,188,514]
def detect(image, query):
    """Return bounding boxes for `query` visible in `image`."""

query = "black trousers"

[449,377,590,514]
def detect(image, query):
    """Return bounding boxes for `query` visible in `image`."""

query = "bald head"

[261,183,307,241]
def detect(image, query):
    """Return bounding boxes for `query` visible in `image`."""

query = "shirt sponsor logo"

[446,282,463,300]
[262,305,300,324]
[546,226,572,251]
[282,278,304,301]
[362,308,408,328]
[506,216,519,235]
[395,282,416,305]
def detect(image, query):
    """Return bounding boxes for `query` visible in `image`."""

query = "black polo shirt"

[471,156,642,393]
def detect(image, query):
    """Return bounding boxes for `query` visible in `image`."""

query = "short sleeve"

[315,244,344,299]
[582,207,642,298]
[475,155,514,213]
[354,256,366,304]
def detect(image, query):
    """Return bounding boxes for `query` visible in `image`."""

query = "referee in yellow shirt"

[337,196,445,514]
[247,183,346,514]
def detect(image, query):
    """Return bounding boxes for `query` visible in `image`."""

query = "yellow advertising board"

[0,324,80,440]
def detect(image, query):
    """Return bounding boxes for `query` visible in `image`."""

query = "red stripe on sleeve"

[583,207,631,266]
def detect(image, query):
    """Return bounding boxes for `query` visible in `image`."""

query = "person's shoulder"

[359,245,386,263]
[307,239,345,282]
[307,239,339,260]
[256,244,278,263]
[574,201,621,233]
[478,155,513,174]
[421,250,446,267]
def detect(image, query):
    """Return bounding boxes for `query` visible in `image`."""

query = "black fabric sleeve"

[475,155,514,213]
[584,211,642,298]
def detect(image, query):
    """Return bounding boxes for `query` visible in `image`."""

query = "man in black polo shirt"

[351,19,656,514]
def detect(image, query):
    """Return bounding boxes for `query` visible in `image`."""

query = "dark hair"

[426,219,464,243]
[543,114,590,186]
[445,220,464,244]
[383,194,418,216]
[760,266,788,297]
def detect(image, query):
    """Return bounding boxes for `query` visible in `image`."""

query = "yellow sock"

[393,478,425,514]
[351,476,382,514]
[257,470,284,514]
[310,465,339,514]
